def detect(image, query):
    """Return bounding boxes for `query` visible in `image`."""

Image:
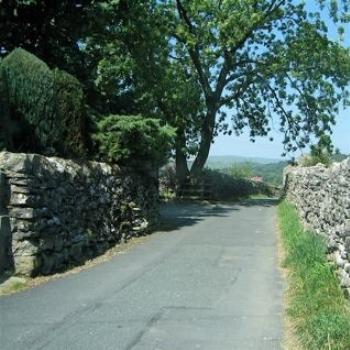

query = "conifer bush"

[95,115,175,166]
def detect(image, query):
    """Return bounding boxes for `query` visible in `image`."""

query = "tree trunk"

[175,127,189,186]
[190,108,216,177]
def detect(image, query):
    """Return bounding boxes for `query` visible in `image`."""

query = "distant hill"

[249,161,288,186]
[202,155,287,186]
[186,153,349,187]
[204,155,283,169]
[203,153,349,186]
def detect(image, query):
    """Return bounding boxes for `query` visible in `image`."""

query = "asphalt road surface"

[0,200,284,350]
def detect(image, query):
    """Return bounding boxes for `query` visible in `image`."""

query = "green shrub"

[95,115,175,166]
[0,48,86,157]
[299,138,332,167]
[299,152,331,167]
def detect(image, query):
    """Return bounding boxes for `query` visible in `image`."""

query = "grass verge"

[278,200,350,350]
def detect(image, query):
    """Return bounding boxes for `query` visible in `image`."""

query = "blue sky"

[210,3,350,159]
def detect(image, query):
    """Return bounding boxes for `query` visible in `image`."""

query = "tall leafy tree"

[89,0,350,181]
[162,0,350,177]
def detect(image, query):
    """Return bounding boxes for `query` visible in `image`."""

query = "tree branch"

[215,0,286,104]
[228,0,285,57]
[267,84,295,131]
[175,0,213,101]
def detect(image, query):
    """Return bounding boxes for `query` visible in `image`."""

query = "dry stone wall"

[284,158,350,289]
[0,171,12,274]
[0,152,159,277]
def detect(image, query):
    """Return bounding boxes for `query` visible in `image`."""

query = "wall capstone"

[284,158,350,291]
[0,152,159,277]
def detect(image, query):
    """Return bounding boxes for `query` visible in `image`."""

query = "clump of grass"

[9,280,27,292]
[278,201,350,350]
[0,277,28,296]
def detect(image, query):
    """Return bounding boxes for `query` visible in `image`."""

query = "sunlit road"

[0,200,283,350]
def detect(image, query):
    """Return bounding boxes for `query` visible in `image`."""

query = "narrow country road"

[0,200,284,350]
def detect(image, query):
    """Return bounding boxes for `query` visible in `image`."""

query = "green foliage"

[93,0,350,176]
[95,115,176,166]
[299,153,332,167]
[0,48,86,157]
[227,162,253,179]
[299,137,333,167]
[0,1,94,79]
[278,201,350,350]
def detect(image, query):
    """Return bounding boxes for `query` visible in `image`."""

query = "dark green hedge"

[0,48,86,157]
[0,65,10,150]
[53,69,86,157]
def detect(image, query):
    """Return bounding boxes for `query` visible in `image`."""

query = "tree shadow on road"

[158,197,280,232]
[239,198,280,207]
[158,201,235,231]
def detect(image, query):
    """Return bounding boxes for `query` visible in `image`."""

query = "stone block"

[54,252,66,271]
[10,193,40,207]
[12,230,38,240]
[0,171,10,215]
[70,242,84,263]
[9,207,49,219]
[41,253,55,275]
[10,185,33,194]
[54,236,64,252]
[13,240,39,256]
[341,271,350,288]
[345,237,350,253]
[0,215,12,273]
[344,219,350,237]
[39,237,55,251]
[14,255,40,276]
[11,219,31,232]
[344,263,350,273]
[0,152,42,175]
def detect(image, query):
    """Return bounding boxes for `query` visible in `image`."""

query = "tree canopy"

[83,0,350,180]
[0,0,94,79]
[1,0,350,180]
